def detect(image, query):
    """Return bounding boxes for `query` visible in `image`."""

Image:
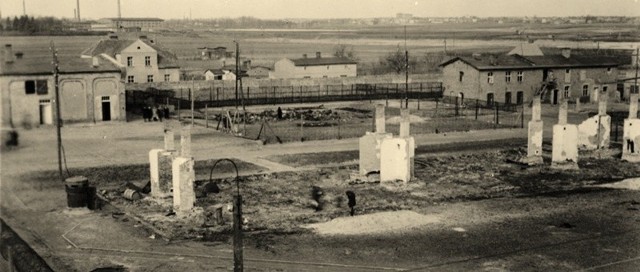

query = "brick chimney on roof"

[561,48,571,59]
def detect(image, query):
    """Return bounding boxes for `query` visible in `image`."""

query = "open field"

[2,22,637,74]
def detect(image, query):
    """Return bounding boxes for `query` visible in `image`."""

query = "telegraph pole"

[50,41,63,182]
[634,47,639,95]
[234,41,239,109]
[404,25,409,109]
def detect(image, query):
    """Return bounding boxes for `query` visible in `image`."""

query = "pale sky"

[1,0,639,20]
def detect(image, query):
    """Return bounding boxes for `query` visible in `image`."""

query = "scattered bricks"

[172,157,196,216]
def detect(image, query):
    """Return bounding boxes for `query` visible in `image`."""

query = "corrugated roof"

[291,57,357,66]
[1,48,120,76]
[82,38,179,69]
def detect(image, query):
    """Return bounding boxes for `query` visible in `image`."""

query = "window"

[487,72,494,84]
[323,75,328,78]
[582,84,589,96]
[326,66,330,70]
[607,67,612,74]
[340,75,347,77]
[565,69,571,83]
[147,75,154,83]
[101,96,110,101]
[25,80,48,95]
[25,80,36,94]
[127,56,133,67]
[564,85,570,98]
[303,76,311,79]
[603,86,608,93]
[580,70,587,81]
[459,71,464,82]
[127,75,135,83]
[164,74,170,82]
[145,56,151,66]
[517,71,524,82]
[486,93,494,106]
[505,92,512,104]
[505,71,511,82]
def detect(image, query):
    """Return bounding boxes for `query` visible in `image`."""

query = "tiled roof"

[441,54,623,71]
[1,49,120,76]
[290,57,357,66]
[508,43,544,56]
[82,38,179,69]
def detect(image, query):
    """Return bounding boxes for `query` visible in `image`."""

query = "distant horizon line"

[4,14,640,21]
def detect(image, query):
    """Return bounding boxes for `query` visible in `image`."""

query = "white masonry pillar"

[172,157,196,216]
[623,93,640,162]
[552,100,579,169]
[525,97,543,165]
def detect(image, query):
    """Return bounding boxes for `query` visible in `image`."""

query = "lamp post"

[209,159,242,272]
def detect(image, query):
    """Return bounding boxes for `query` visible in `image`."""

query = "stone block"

[359,132,393,175]
[375,104,386,133]
[155,150,177,197]
[630,94,639,119]
[400,108,410,138]
[180,125,192,157]
[172,156,196,215]
[164,129,175,151]
[532,97,541,121]
[558,100,568,125]
[578,115,610,150]
[380,137,412,182]
[552,124,579,169]
[149,149,164,197]
[527,120,543,164]
[622,119,640,162]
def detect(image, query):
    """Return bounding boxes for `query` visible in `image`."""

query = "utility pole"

[50,41,63,182]
[117,0,121,32]
[404,25,409,109]
[634,47,639,95]
[22,0,26,15]
[234,41,239,109]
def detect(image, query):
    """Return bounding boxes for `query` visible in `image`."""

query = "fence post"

[495,102,499,129]
[475,100,479,120]
[205,104,208,128]
[177,99,181,121]
[210,86,213,101]
[435,99,438,117]
[615,122,619,142]
[273,86,276,105]
[300,113,304,142]
[291,86,294,102]
[521,102,525,128]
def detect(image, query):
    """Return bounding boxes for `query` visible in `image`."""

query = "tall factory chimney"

[76,0,81,21]
[22,0,26,15]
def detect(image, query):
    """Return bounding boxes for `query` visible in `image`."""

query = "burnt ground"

[26,140,639,246]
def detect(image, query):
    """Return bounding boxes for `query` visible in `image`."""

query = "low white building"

[269,52,357,79]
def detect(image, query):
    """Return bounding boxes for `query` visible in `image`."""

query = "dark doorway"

[617,83,625,100]
[505,92,512,104]
[516,91,524,105]
[102,100,111,121]
[552,89,559,105]
[487,93,494,106]
[543,69,550,82]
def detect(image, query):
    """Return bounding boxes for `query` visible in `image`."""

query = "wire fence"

[126,84,527,143]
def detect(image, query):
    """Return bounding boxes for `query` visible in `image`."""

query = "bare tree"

[384,46,418,74]
[333,44,358,60]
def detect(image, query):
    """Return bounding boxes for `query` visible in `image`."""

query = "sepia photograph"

[0,0,639,271]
